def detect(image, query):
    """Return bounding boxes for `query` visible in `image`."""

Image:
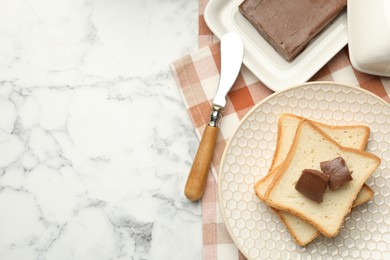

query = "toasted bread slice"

[270,182,373,245]
[265,120,380,238]
[256,113,370,201]
[254,114,373,245]
[269,114,370,174]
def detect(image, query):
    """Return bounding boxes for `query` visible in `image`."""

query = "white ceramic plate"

[219,82,390,260]
[204,0,348,91]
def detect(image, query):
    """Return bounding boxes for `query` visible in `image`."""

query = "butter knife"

[185,32,244,201]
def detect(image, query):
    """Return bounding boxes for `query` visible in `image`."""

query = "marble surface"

[0,0,201,259]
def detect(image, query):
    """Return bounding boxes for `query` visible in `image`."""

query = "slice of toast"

[265,120,380,238]
[270,180,373,245]
[269,114,370,174]
[257,114,371,200]
[254,114,373,245]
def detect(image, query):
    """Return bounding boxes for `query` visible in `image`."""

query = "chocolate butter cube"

[320,157,353,190]
[295,169,329,203]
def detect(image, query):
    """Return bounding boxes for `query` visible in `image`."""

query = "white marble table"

[0,0,202,259]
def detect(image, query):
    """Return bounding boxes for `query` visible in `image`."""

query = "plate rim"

[204,0,348,91]
[217,81,390,260]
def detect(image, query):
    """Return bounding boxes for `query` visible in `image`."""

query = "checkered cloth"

[171,0,390,259]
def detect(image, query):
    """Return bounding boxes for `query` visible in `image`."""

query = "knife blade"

[185,32,244,201]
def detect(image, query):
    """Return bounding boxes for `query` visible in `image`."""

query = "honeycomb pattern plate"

[218,82,390,260]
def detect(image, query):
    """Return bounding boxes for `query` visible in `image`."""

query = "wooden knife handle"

[185,125,219,201]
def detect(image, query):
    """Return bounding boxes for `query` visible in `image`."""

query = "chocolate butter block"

[321,157,353,190]
[239,0,347,61]
[295,169,329,203]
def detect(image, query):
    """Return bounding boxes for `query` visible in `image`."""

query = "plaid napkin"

[171,0,390,259]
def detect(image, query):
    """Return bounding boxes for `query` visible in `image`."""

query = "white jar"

[348,0,390,77]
